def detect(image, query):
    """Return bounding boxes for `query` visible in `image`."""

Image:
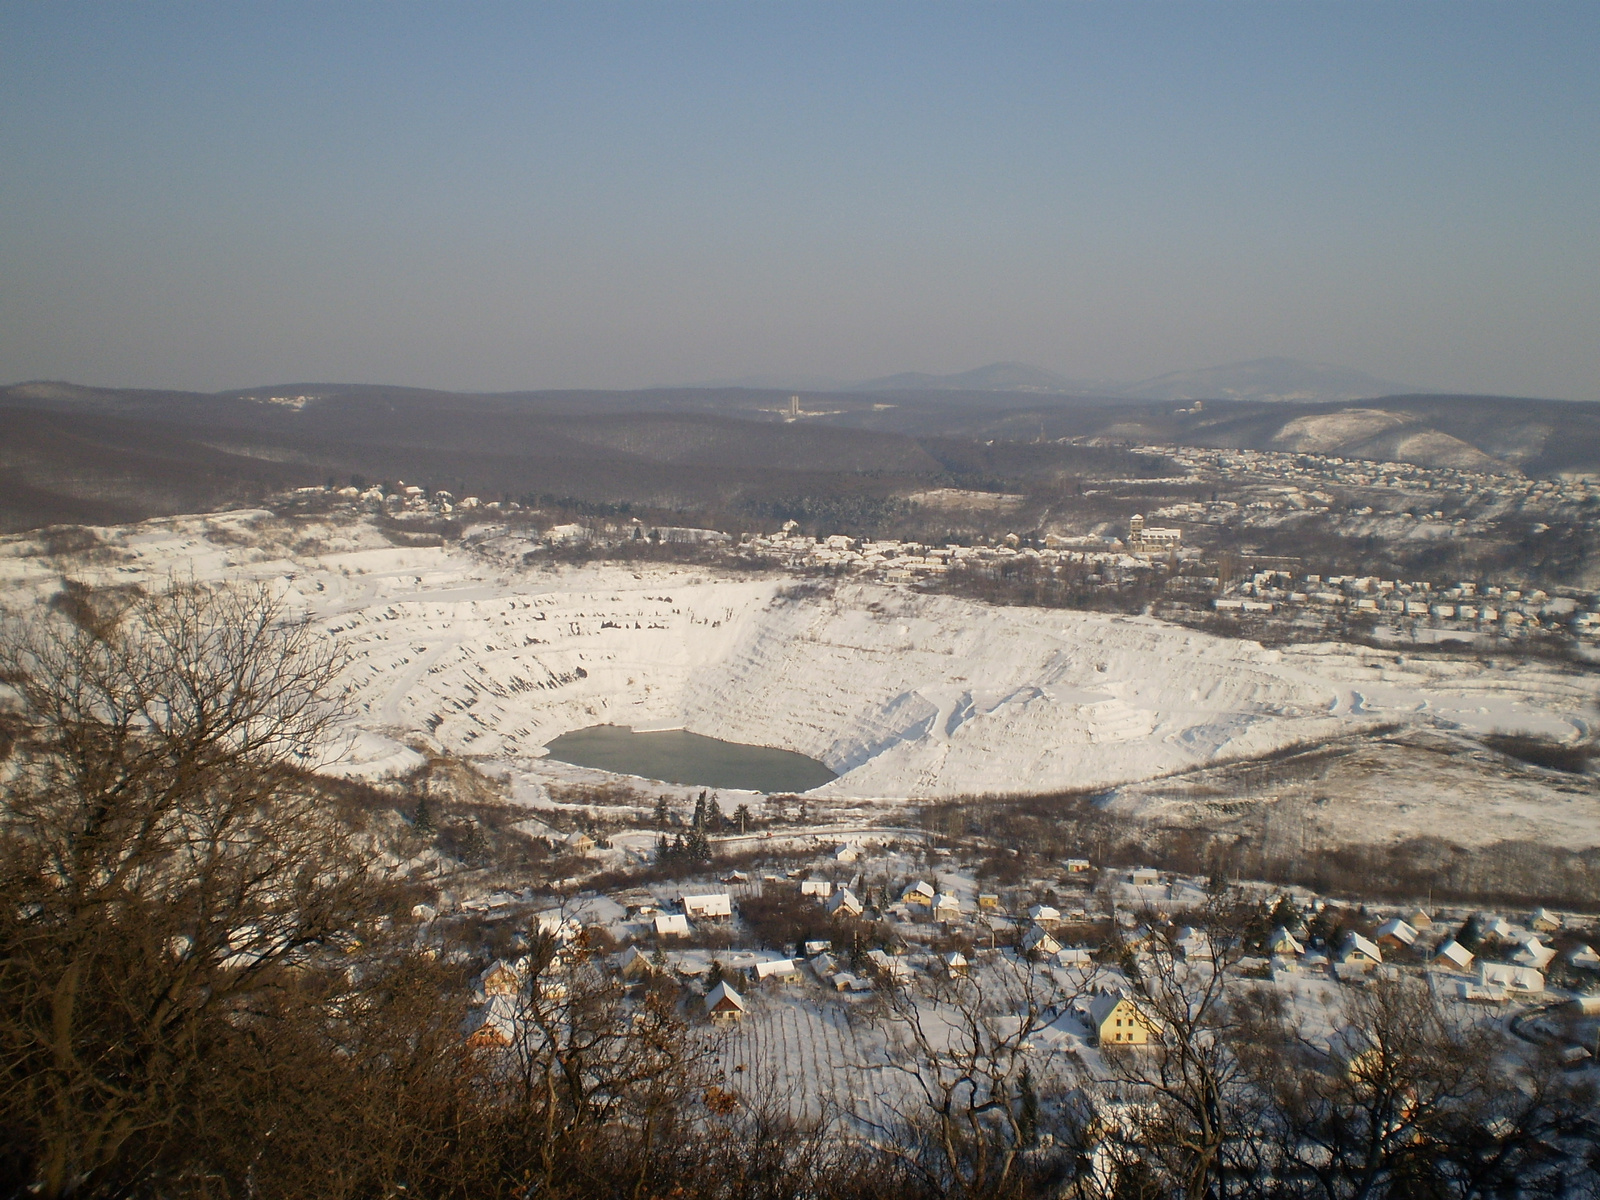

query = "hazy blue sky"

[2,2,1597,398]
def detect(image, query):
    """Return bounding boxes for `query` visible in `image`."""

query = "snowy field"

[1,510,1593,842]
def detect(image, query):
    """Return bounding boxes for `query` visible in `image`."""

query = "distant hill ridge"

[3,376,1598,535]
[849,357,1420,404]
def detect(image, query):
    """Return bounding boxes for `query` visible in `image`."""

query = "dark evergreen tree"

[412,794,435,834]
[1018,1064,1039,1148]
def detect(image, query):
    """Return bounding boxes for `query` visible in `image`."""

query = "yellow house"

[1090,992,1156,1047]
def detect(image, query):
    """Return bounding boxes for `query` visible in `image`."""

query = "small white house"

[1027,904,1062,925]
[1479,961,1545,994]
[682,893,733,920]
[943,951,970,979]
[1434,940,1475,971]
[753,958,803,985]
[654,913,690,938]
[1567,944,1600,971]
[1514,938,1556,971]
[932,893,962,918]
[800,879,833,898]
[1127,867,1160,886]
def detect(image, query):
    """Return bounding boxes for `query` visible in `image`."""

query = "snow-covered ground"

[1,510,1592,829]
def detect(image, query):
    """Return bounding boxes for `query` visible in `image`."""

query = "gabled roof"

[1340,933,1383,964]
[1375,918,1418,946]
[1568,944,1600,969]
[1268,927,1304,956]
[1089,991,1153,1030]
[706,980,747,1012]
[1435,939,1474,969]
[827,887,863,915]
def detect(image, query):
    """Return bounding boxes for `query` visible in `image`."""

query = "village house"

[932,892,962,919]
[1338,933,1384,967]
[1091,992,1156,1047]
[1374,917,1419,951]
[1027,904,1061,926]
[866,949,914,985]
[705,980,748,1022]
[1021,925,1062,958]
[464,994,520,1048]
[1064,858,1092,873]
[800,879,833,898]
[943,951,970,979]
[681,892,734,920]
[620,946,660,983]
[826,887,864,918]
[1434,940,1475,971]
[1514,937,1557,971]
[1267,927,1305,957]
[753,958,804,985]
[1568,944,1600,971]
[562,830,596,855]
[1127,867,1160,886]
[479,959,521,997]
[901,881,936,906]
[654,913,691,938]
[1479,961,1545,994]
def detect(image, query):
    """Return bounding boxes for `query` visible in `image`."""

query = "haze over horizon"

[2,3,1597,401]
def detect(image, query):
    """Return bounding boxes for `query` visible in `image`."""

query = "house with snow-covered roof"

[1568,944,1600,971]
[681,893,733,920]
[654,913,690,938]
[1479,961,1544,994]
[705,981,747,1022]
[827,887,863,918]
[479,959,521,997]
[753,958,803,985]
[902,881,936,906]
[1514,938,1556,971]
[1267,927,1304,957]
[1021,925,1062,958]
[1434,940,1474,971]
[1338,933,1383,967]
[1374,918,1418,950]
[464,993,520,1048]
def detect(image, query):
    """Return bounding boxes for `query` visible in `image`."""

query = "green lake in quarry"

[541,725,838,794]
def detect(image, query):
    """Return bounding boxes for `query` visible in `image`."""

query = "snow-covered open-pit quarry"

[326,572,1590,801]
[1,513,1591,811]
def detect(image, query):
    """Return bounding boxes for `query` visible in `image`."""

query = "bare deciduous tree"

[0,579,378,1198]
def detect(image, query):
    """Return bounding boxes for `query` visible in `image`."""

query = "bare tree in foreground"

[0,579,384,1197]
